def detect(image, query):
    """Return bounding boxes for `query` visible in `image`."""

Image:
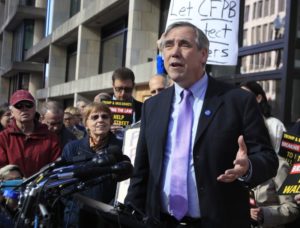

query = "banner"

[278,163,300,195]
[115,124,141,204]
[278,132,300,195]
[102,100,133,127]
[279,132,300,166]
[166,0,240,65]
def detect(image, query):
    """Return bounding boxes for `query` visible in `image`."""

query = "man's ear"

[200,48,208,65]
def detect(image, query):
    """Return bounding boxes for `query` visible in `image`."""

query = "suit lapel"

[152,87,174,170]
[195,77,224,143]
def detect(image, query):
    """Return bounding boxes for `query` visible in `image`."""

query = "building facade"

[0,0,300,124]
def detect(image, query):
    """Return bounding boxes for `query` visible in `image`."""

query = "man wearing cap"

[0,90,61,177]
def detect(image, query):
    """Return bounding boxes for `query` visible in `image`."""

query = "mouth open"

[170,62,183,67]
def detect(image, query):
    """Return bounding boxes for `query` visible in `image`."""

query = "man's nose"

[170,45,180,57]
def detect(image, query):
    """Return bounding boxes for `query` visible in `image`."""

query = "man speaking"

[125,22,278,228]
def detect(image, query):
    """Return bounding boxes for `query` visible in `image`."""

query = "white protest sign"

[166,0,240,65]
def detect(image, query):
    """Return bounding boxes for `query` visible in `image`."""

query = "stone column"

[76,25,100,79]
[126,0,160,67]
[47,44,67,87]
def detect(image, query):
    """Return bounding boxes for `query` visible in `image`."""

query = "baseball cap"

[10,90,35,106]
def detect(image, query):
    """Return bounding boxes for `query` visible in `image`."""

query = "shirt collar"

[174,73,208,103]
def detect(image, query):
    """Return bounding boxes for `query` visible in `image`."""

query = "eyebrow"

[163,38,193,47]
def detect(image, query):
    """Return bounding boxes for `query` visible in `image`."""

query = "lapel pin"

[204,110,211,116]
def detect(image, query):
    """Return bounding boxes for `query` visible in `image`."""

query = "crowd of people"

[0,21,299,228]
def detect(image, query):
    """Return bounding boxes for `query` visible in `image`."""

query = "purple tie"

[169,89,193,220]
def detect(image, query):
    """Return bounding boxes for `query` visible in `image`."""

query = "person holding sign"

[61,102,124,227]
[110,67,143,139]
[240,81,300,227]
[125,21,278,228]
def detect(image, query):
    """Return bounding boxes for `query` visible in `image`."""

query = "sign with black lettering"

[102,100,133,127]
[278,163,300,195]
[277,132,300,195]
[166,0,240,65]
[279,132,300,166]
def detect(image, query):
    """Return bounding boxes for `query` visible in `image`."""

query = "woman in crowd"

[0,164,23,227]
[0,103,11,131]
[62,102,124,227]
[241,81,299,227]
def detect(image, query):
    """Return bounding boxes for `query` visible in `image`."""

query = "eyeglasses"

[114,87,133,93]
[14,102,34,110]
[89,114,110,121]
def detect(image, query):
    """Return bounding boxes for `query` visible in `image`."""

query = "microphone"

[43,145,124,173]
[0,179,23,190]
[51,160,133,181]
[51,146,126,175]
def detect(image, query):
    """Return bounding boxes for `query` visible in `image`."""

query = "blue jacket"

[62,132,123,227]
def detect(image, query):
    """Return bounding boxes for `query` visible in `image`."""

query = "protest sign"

[166,0,240,65]
[278,132,300,195]
[102,100,133,127]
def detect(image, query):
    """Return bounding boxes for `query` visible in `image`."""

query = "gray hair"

[0,164,23,180]
[161,21,209,51]
[39,101,64,116]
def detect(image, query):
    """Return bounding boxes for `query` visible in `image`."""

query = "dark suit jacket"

[132,98,143,123]
[125,76,278,228]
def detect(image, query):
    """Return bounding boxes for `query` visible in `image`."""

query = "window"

[268,22,273,40]
[264,0,269,16]
[270,0,275,15]
[257,1,263,18]
[99,17,128,73]
[258,80,281,117]
[12,20,34,61]
[19,0,35,6]
[251,27,256,45]
[291,79,300,121]
[9,73,30,93]
[278,0,285,12]
[70,0,80,17]
[24,20,34,56]
[243,29,248,46]
[252,2,257,19]
[262,24,268,42]
[66,43,77,82]
[254,54,259,69]
[12,25,23,62]
[256,26,261,43]
[244,5,250,22]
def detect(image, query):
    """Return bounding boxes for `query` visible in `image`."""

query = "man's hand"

[295,194,300,204]
[217,135,250,182]
[250,207,264,222]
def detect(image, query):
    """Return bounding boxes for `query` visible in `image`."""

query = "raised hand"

[217,135,250,183]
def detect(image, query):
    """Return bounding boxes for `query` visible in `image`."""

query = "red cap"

[10,90,35,106]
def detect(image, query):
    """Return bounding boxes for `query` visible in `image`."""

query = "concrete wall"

[1,31,13,69]
[52,0,71,32]
[76,25,100,79]
[33,19,44,45]
[48,44,67,86]
[126,0,160,67]
[31,0,161,104]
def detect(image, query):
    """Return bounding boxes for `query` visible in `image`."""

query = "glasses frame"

[114,87,133,93]
[14,102,34,110]
[89,113,110,121]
